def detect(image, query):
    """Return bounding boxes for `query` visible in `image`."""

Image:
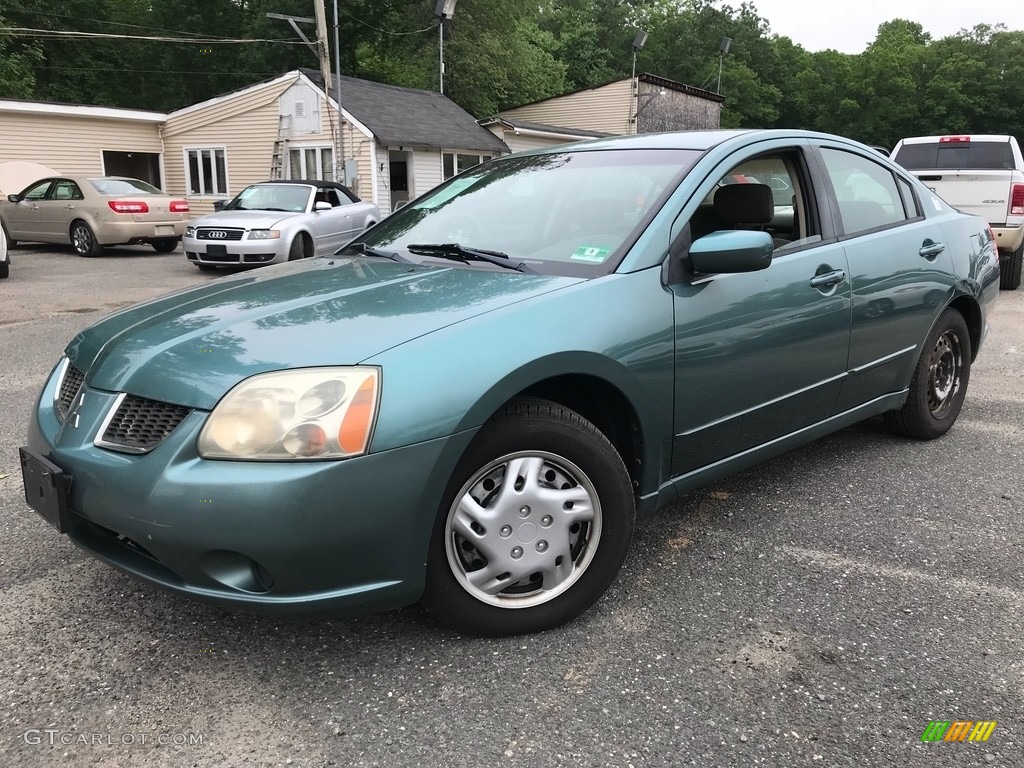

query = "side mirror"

[212,200,228,211]
[690,230,773,274]
[314,201,332,211]
[7,194,21,203]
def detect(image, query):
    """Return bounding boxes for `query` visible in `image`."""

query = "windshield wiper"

[340,242,416,264]
[406,243,538,274]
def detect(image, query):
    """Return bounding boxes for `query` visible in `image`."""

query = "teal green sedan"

[20,130,1000,636]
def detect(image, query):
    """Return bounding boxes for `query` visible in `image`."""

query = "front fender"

[364,268,676,490]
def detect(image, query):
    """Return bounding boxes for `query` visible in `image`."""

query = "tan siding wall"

[165,81,378,216]
[412,150,443,199]
[0,112,161,177]
[163,82,293,215]
[501,80,634,136]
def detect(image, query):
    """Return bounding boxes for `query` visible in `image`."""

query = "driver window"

[24,181,53,200]
[690,154,808,251]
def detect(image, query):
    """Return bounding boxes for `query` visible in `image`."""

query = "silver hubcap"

[445,451,601,609]
[73,226,91,252]
[927,329,963,419]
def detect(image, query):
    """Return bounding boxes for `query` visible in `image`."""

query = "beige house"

[0,101,166,192]
[0,70,509,216]
[484,73,724,152]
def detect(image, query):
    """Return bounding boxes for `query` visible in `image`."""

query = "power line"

[8,9,222,39]
[336,8,436,36]
[34,65,283,77]
[0,27,305,45]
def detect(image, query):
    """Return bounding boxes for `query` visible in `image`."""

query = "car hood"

[67,258,579,410]
[190,210,299,230]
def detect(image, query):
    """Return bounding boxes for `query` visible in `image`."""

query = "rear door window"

[820,148,906,235]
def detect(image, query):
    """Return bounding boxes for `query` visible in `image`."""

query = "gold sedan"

[0,176,189,256]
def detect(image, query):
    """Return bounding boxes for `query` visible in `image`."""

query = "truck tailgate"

[911,170,1012,224]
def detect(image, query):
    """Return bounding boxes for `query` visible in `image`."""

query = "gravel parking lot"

[1,245,1022,767]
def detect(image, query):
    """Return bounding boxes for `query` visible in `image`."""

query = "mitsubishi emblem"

[68,392,85,429]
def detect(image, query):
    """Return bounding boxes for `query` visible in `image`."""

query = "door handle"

[810,269,847,289]
[919,240,945,259]
[65,205,75,210]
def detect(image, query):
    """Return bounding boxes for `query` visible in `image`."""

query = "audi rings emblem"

[207,230,228,239]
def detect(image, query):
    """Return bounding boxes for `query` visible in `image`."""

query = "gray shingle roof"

[479,117,613,139]
[301,69,508,154]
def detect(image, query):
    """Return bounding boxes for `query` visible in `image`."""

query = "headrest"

[713,183,774,225]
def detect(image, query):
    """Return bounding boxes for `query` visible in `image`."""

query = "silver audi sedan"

[182,180,380,271]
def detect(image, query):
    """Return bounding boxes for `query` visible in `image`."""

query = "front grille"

[98,394,192,454]
[56,363,86,421]
[202,252,240,263]
[196,228,244,241]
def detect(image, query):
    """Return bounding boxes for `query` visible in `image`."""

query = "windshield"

[88,178,163,195]
[225,184,312,213]
[352,148,700,276]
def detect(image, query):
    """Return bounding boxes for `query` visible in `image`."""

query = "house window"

[443,152,493,180]
[289,145,334,181]
[186,148,228,196]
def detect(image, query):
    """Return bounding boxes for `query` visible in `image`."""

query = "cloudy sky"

[748,0,1024,53]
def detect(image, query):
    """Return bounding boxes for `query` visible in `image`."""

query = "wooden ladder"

[269,115,289,179]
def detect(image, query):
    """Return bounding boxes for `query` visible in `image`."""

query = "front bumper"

[182,235,287,267]
[26,372,475,615]
[992,224,1024,253]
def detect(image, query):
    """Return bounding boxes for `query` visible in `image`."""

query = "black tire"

[287,234,308,261]
[999,242,1023,290]
[195,263,217,272]
[885,309,971,440]
[151,238,178,253]
[0,259,8,279]
[422,397,635,636]
[70,221,102,257]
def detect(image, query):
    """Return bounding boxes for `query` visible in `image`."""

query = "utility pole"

[267,4,344,185]
[332,0,344,185]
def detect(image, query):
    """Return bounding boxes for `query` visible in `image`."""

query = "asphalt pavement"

[1,245,1021,767]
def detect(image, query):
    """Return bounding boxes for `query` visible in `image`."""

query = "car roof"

[895,134,1015,144]
[514,128,879,157]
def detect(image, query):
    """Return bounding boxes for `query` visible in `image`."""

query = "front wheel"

[885,309,971,440]
[70,221,102,257]
[422,398,635,636]
[287,234,309,261]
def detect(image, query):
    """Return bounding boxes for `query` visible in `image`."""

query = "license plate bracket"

[19,447,71,533]
[205,244,227,256]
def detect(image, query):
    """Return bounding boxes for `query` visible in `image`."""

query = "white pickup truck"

[891,134,1024,290]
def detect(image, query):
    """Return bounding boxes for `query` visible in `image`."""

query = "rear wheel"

[422,397,635,636]
[0,259,8,279]
[70,221,102,257]
[885,309,971,440]
[999,242,1023,290]
[151,238,178,253]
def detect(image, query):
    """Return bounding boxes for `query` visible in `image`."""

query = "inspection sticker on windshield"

[570,245,611,263]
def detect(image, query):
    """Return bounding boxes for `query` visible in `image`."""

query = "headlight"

[198,367,380,461]
[185,226,196,237]
[248,229,281,240]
